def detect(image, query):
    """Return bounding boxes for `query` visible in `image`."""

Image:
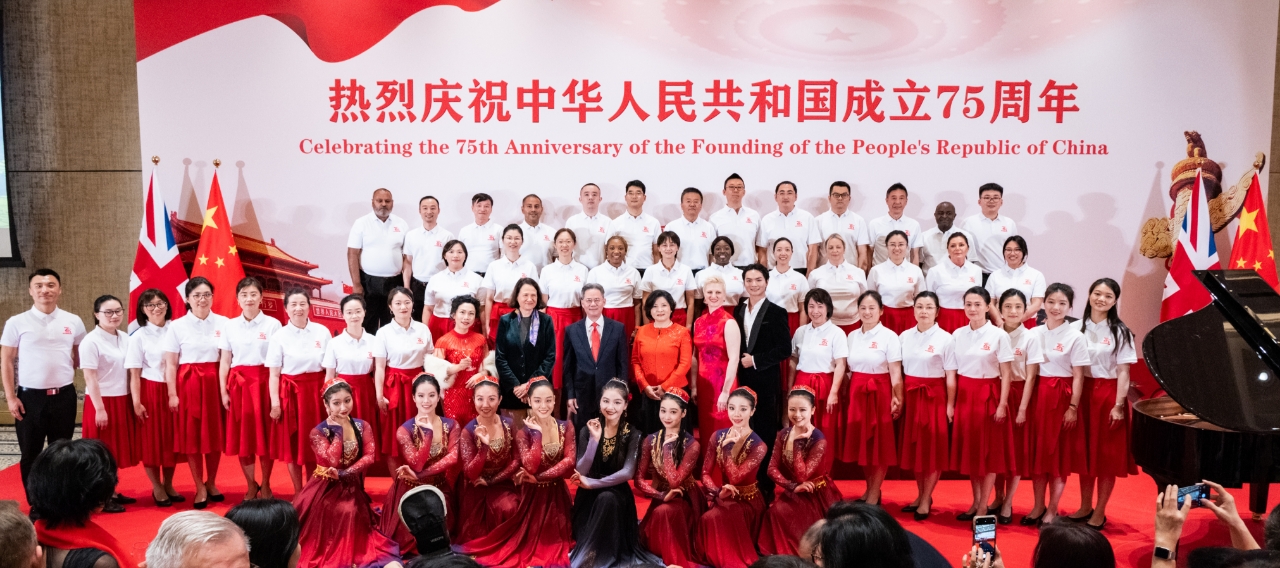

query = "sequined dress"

[696,429,766,568]
[379,417,459,556]
[455,416,521,544]
[570,424,662,568]
[436,330,488,426]
[758,427,842,555]
[636,431,704,568]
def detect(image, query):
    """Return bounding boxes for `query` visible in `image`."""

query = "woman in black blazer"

[494,277,557,422]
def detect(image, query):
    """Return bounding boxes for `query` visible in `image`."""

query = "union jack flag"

[1161,169,1220,321]
[129,165,188,327]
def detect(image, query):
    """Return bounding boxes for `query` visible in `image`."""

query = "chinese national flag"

[1228,171,1279,291]
[190,169,246,316]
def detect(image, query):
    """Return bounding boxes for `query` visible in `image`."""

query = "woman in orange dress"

[631,290,692,434]
[435,295,487,426]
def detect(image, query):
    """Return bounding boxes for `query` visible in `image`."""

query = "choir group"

[2,174,1139,568]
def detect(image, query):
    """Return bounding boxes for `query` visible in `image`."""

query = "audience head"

[407,554,484,568]
[749,555,817,568]
[821,500,914,568]
[225,499,300,568]
[27,439,117,528]
[1032,519,1114,568]
[0,501,39,568]
[799,518,825,564]
[146,511,250,568]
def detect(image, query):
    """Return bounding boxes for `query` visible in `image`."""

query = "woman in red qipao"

[758,386,842,556]
[380,374,459,555]
[454,379,576,567]
[435,294,487,426]
[294,377,399,568]
[455,378,520,545]
[691,275,741,450]
[636,388,703,568]
[696,387,768,568]
[219,277,283,500]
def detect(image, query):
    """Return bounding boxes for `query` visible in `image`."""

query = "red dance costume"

[899,376,950,473]
[380,418,460,555]
[338,372,381,455]
[176,361,224,455]
[456,416,521,545]
[545,306,582,388]
[697,429,767,568]
[455,420,577,568]
[294,419,399,568]
[225,365,271,458]
[436,329,488,426]
[382,366,422,459]
[636,431,705,568]
[272,371,326,465]
[693,308,734,450]
[759,428,842,556]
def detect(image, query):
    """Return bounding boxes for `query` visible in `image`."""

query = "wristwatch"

[1153,545,1175,560]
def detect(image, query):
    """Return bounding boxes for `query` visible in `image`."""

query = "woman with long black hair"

[635,387,703,568]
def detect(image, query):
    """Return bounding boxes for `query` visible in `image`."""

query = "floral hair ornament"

[790,384,818,399]
[664,387,690,404]
[321,377,350,400]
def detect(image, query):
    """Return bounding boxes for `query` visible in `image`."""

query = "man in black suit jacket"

[735,263,793,498]
[562,284,628,431]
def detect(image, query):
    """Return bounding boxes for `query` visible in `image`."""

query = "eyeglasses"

[981,195,1003,202]
[830,192,851,199]
[189,292,213,299]
[97,309,124,317]
[144,302,167,310]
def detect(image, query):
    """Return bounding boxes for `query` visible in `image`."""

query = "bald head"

[372,188,393,220]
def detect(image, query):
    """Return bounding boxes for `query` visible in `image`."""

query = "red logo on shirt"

[789,284,796,290]
[1054,343,1064,352]
[1102,337,1111,346]
[642,227,650,233]
[62,327,71,334]
[543,235,550,241]
[393,227,401,232]
[624,278,632,285]
[1001,226,1008,232]
[520,273,527,278]
[845,274,853,280]
[416,337,425,345]
[746,218,753,224]
[257,332,267,340]
[819,338,828,347]
[677,279,685,285]
[487,235,495,241]
[435,241,442,247]
[574,276,581,282]
[598,227,605,233]
[367,351,374,359]
[905,230,912,236]
[981,343,991,351]
[732,276,740,281]
[1024,279,1031,285]
[700,232,707,238]
[214,330,222,338]
[968,277,976,283]
[906,277,915,284]
[848,224,855,230]
[795,221,803,228]
[314,340,321,348]
[1015,348,1023,356]
[869,341,878,349]
[925,345,935,353]
[462,282,470,288]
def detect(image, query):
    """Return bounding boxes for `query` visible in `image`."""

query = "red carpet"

[1,461,1274,567]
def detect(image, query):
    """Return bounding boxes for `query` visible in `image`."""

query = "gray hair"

[581,283,605,297]
[145,511,248,568]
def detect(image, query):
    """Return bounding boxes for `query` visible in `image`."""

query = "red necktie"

[591,322,601,360]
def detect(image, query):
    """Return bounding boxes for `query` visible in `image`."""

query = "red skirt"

[339,373,382,457]
[457,478,574,567]
[841,372,897,466]
[949,376,1015,476]
[427,313,453,344]
[1084,378,1137,477]
[137,379,183,468]
[603,306,637,340]
[881,306,917,335]
[639,484,706,568]
[383,366,422,458]
[697,491,765,568]
[1008,381,1031,477]
[175,362,223,455]
[758,477,842,556]
[1030,376,1082,477]
[794,371,836,437]
[1024,318,1037,329]
[294,473,400,567]
[225,365,270,458]
[271,371,326,465]
[898,375,949,473]
[546,306,583,389]
[82,394,140,468]
[938,308,969,333]
[456,479,521,545]
[488,303,515,343]
[672,307,688,328]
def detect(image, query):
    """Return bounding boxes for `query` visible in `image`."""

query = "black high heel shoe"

[901,504,919,513]
[193,499,208,510]
[956,510,978,522]
[166,492,186,504]
[1086,517,1107,531]
[997,512,1013,525]
[1020,512,1044,526]
[112,493,137,505]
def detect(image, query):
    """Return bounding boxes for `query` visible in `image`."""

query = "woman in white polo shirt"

[482,224,539,343]
[542,228,589,392]
[808,234,868,334]
[897,291,956,521]
[868,230,924,334]
[843,290,903,505]
[588,235,643,339]
[989,288,1043,525]
[424,240,483,341]
[641,231,697,327]
[161,277,229,508]
[788,288,846,437]
[323,294,387,458]
[377,286,434,472]
[266,287,331,495]
[927,233,983,333]
[766,237,811,337]
[80,294,137,511]
[217,276,282,500]
[985,236,1047,329]
[126,288,183,506]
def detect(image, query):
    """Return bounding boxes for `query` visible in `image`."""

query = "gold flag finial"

[151,156,159,165]
[213,159,221,168]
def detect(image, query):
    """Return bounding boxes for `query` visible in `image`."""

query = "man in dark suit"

[734,263,792,498]
[562,283,628,431]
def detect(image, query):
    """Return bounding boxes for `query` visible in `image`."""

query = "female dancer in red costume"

[758,385,842,555]
[454,379,575,567]
[293,377,399,568]
[636,388,703,568]
[691,275,741,450]
[455,377,520,545]
[435,295,487,426]
[380,373,459,555]
[696,387,767,568]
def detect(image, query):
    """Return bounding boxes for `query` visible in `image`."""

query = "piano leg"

[1249,437,1273,519]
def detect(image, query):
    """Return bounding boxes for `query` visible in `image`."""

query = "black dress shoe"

[208,492,225,503]
[102,502,126,514]
[1086,517,1106,531]
[956,511,977,522]
[193,499,208,510]
[1066,511,1093,522]
[1020,513,1044,526]
[112,494,137,505]
[166,493,186,503]
[914,510,929,521]
[901,504,919,513]
[997,513,1013,525]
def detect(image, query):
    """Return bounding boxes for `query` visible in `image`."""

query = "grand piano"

[1137,269,1280,518]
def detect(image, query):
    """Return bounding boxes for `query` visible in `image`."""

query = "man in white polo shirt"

[815,181,872,272]
[709,173,761,270]
[518,194,556,271]
[605,180,661,273]
[665,187,716,273]
[347,188,410,333]
[457,193,502,276]
[1,269,87,487]
[868,183,922,266]
[565,183,611,269]
[919,201,974,275]
[756,181,821,274]
[403,195,454,323]
[960,182,1018,283]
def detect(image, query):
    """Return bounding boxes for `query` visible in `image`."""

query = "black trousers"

[409,277,430,323]
[16,384,77,488]
[360,271,400,334]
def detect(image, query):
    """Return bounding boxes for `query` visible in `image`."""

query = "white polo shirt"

[845,323,902,374]
[126,323,168,383]
[540,259,590,309]
[709,205,761,266]
[919,226,975,275]
[518,221,556,271]
[985,263,1047,303]
[1036,322,1089,378]
[766,268,810,313]
[960,213,1017,273]
[1007,326,1044,383]
[219,312,282,367]
[347,212,409,278]
[481,256,538,304]
[425,268,483,318]
[323,330,386,375]
[79,327,130,397]
[564,211,611,269]
[665,216,717,270]
[377,320,433,370]
[404,224,455,283]
[899,324,958,378]
[792,321,849,374]
[926,258,983,309]
[867,259,925,308]
[952,322,1014,378]
[0,306,86,389]
[457,220,503,273]
[1082,318,1137,379]
[587,262,643,308]
[265,321,329,375]
[757,208,821,270]
[161,312,227,364]
[640,262,697,309]
[606,211,662,267]
[868,214,922,265]
[815,209,871,266]
[696,264,745,306]
[807,261,868,327]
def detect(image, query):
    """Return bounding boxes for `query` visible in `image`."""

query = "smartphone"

[1176,484,1210,508]
[973,514,997,544]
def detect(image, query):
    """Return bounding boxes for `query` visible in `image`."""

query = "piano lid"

[1142,269,1280,433]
